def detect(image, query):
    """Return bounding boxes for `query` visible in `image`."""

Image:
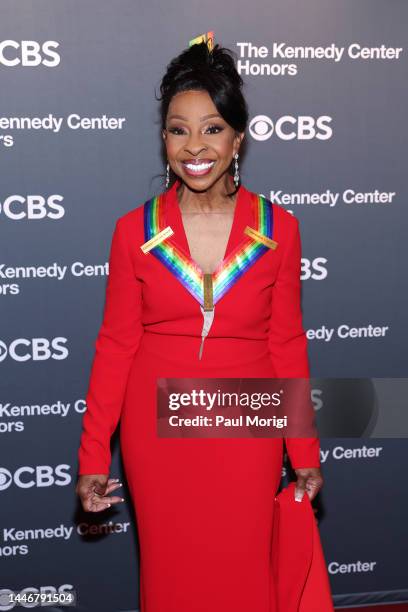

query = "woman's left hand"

[294,467,323,502]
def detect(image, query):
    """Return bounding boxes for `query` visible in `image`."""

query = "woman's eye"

[205,125,224,134]
[168,127,186,135]
[167,125,224,136]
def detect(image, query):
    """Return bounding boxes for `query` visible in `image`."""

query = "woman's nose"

[184,133,207,155]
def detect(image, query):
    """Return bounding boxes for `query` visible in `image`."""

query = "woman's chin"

[179,169,231,192]
[183,176,212,191]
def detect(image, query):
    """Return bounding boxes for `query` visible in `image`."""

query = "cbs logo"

[0,465,71,491]
[249,115,332,141]
[301,257,328,280]
[0,40,60,66]
[0,196,65,220]
[0,338,68,363]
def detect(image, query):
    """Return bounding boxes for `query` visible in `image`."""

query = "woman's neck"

[176,174,237,213]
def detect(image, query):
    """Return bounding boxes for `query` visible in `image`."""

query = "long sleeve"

[268,212,320,469]
[77,216,144,475]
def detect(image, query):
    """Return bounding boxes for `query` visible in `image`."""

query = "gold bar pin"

[203,274,214,311]
[244,226,278,250]
[140,226,174,254]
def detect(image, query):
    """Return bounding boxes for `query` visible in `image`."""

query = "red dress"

[78,179,332,611]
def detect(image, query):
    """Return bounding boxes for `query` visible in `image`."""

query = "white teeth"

[184,161,215,172]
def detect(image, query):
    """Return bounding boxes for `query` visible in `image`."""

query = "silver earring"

[165,162,170,188]
[233,153,240,187]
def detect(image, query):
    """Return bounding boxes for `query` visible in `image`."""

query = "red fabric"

[272,483,334,611]
[77,179,328,611]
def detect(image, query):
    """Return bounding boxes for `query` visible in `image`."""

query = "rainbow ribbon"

[143,191,275,307]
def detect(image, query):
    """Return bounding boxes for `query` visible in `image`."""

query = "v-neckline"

[143,181,275,308]
[164,178,249,277]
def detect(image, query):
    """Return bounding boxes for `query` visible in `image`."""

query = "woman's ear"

[234,131,245,155]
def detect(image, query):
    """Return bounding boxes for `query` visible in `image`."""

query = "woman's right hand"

[76,475,125,512]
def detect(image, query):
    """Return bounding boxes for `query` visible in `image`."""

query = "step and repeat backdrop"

[1,1,407,611]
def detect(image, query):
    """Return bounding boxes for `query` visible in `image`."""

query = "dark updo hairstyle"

[157,41,248,196]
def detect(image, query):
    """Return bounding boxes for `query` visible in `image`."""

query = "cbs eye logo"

[0,340,7,363]
[249,114,333,141]
[0,468,12,491]
[249,115,275,141]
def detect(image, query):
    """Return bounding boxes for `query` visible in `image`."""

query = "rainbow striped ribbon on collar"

[142,191,275,308]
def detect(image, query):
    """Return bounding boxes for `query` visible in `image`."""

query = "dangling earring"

[233,153,240,187]
[165,162,170,188]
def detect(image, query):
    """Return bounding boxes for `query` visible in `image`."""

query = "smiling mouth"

[182,160,216,175]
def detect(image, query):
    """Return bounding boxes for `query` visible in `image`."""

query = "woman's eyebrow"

[199,113,221,121]
[167,113,222,122]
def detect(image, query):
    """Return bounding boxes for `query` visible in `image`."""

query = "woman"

[76,42,331,611]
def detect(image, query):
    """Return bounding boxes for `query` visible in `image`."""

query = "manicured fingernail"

[107,503,111,507]
[121,498,125,502]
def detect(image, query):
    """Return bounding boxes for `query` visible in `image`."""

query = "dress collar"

[141,179,275,310]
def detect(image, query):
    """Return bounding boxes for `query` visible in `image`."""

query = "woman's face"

[162,89,244,192]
